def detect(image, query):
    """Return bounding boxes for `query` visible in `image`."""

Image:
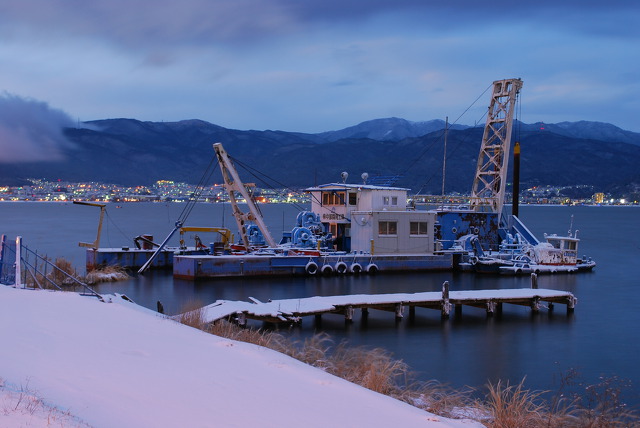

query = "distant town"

[0,179,636,206]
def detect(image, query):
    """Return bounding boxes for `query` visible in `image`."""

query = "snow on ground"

[0,286,482,428]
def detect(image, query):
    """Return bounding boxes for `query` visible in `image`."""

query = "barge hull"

[173,253,453,280]
[87,248,204,271]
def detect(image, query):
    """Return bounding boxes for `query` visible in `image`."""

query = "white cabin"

[305,183,436,254]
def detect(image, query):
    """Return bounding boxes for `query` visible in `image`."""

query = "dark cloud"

[1,0,637,51]
[0,0,296,48]
[0,93,75,163]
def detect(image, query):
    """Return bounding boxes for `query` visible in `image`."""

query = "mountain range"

[3,117,640,199]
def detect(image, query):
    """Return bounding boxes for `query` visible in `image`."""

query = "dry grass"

[484,379,549,427]
[84,265,130,284]
[174,310,639,427]
[174,300,208,330]
[0,377,92,427]
[24,256,79,290]
[327,343,409,395]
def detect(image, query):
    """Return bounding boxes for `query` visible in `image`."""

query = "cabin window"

[322,192,330,205]
[383,196,389,205]
[392,196,398,205]
[322,191,346,206]
[348,193,357,206]
[379,221,397,236]
[566,241,577,250]
[410,221,428,235]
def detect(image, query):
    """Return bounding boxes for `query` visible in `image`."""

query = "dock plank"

[194,287,577,325]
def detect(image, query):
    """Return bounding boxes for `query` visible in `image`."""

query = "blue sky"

[1,0,639,136]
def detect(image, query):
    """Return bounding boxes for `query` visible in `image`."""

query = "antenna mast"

[441,116,448,202]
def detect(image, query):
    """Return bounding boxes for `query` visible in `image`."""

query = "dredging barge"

[81,78,595,279]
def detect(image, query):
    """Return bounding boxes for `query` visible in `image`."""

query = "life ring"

[350,263,362,274]
[321,264,334,275]
[335,261,348,274]
[473,227,480,234]
[452,227,458,234]
[305,261,318,275]
[365,263,379,274]
[469,256,478,265]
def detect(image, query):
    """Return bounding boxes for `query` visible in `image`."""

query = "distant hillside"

[1,117,639,198]
[316,118,470,142]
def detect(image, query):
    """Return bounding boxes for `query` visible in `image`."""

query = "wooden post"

[486,300,496,317]
[395,304,404,321]
[455,304,462,317]
[567,296,577,314]
[531,297,540,313]
[409,306,416,322]
[530,272,538,289]
[441,281,451,319]
[314,314,322,326]
[345,305,354,323]
[361,307,369,319]
[237,312,247,327]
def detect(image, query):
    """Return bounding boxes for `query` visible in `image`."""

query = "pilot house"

[305,183,436,254]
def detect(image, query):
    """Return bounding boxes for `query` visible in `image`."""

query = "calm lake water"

[2,202,639,404]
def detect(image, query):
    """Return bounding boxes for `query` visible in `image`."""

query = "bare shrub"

[573,375,640,427]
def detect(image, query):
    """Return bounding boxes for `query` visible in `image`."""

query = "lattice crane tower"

[470,78,523,216]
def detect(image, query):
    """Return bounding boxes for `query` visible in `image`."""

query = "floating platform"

[86,247,204,271]
[191,283,577,325]
[172,253,453,280]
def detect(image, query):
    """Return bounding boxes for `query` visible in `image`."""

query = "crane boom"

[213,143,277,249]
[470,78,523,216]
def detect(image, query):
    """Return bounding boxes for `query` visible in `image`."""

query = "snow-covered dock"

[196,282,577,325]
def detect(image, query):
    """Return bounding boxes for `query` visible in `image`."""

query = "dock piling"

[395,304,404,321]
[345,305,354,323]
[531,273,538,289]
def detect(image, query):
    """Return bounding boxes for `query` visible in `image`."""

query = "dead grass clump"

[85,265,130,284]
[325,343,409,395]
[50,258,75,284]
[24,256,79,289]
[484,379,549,428]
[175,300,207,330]
[403,380,478,421]
[208,320,289,351]
[286,333,333,367]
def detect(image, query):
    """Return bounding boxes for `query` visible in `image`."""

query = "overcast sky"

[1,0,639,133]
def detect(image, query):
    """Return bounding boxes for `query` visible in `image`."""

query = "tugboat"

[472,225,596,275]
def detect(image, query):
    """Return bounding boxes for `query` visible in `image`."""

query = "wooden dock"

[194,280,577,326]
